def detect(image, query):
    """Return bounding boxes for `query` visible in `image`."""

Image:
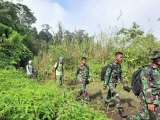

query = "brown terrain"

[68,81,140,120]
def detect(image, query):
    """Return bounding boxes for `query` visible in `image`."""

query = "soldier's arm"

[141,69,154,104]
[88,66,90,76]
[88,66,92,78]
[119,70,127,86]
[88,66,94,82]
[73,65,81,81]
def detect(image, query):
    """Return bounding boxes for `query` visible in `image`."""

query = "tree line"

[0,1,160,80]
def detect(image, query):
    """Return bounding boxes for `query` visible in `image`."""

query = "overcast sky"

[16,0,160,39]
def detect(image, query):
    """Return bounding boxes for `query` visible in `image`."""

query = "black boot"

[76,91,83,98]
[126,116,133,120]
[118,107,128,118]
[83,91,90,102]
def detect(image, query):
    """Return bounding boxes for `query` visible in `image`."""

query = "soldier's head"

[150,51,160,65]
[115,52,123,63]
[59,57,64,63]
[81,57,87,65]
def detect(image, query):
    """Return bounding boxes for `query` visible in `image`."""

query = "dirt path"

[88,82,139,120]
[68,81,140,120]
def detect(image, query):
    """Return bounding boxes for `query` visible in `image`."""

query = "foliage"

[0,69,110,120]
[0,1,53,67]
[34,22,160,84]
[0,24,33,67]
[123,33,159,68]
[0,1,36,32]
[1,1,160,119]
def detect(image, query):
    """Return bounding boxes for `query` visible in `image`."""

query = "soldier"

[128,51,160,120]
[52,57,64,86]
[103,52,131,118]
[73,57,90,100]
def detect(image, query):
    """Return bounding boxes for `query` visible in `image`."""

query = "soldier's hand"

[124,83,128,87]
[103,84,107,90]
[123,86,131,92]
[148,104,155,112]
[90,78,94,82]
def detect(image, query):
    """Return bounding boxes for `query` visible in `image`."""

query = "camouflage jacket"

[104,62,126,85]
[74,64,90,80]
[141,65,160,105]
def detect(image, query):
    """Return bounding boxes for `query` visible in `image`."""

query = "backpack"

[131,65,153,96]
[52,62,64,72]
[101,64,113,82]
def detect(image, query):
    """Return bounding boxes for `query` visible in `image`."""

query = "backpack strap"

[62,63,64,73]
[141,65,153,81]
[107,63,114,84]
[55,62,59,70]
[146,65,153,80]
[110,64,114,74]
[55,62,64,71]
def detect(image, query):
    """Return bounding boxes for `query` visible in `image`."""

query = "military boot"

[118,107,128,118]
[76,91,83,100]
[82,91,90,102]
[126,116,134,120]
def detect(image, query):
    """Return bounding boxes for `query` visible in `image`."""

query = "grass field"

[0,68,111,120]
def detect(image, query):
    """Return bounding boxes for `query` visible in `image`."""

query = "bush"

[0,27,33,67]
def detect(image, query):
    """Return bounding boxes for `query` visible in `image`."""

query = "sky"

[15,0,160,39]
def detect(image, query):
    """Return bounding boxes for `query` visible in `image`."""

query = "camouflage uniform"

[129,65,160,120]
[104,62,127,108]
[129,51,160,120]
[74,64,90,96]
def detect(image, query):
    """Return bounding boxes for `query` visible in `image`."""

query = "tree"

[0,24,33,67]
[0,1,36,33]
[54,22,63,44]
[117,22,144,40]
[115,22,144,48]
[38,30,53,43]
[41,24,52,33]
[64,30,73,44]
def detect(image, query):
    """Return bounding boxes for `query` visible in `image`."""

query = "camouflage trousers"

[129,93,160,120]
[105,83,122,108]
[77,78,88,96]
[79,79,87,92]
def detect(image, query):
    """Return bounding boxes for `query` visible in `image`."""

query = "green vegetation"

[0,68,109,120]
[0,1,53,67]
[1,1,160,71]
[1,1,160,119]
[34,24,160,82]
[0,23,33,67]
